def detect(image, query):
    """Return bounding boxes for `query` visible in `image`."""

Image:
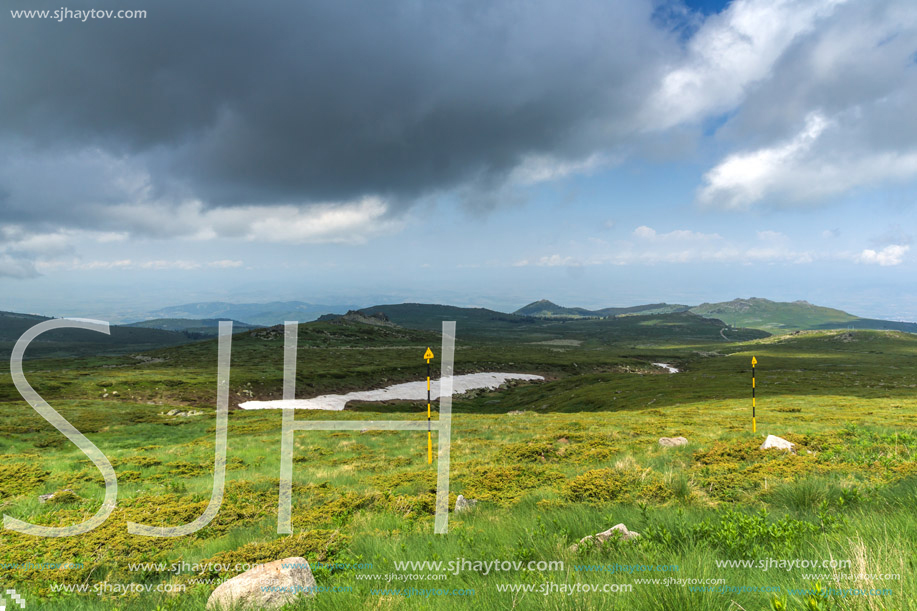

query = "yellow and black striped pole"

[751,356,757,433]
[424,347,434,464]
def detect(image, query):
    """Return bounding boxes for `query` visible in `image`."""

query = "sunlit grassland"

[0,324,915,610]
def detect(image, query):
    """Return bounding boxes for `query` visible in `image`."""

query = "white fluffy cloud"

[697,113,830,208]
[0,225,130,278]
[857,244,909,266]
[507,153,609,186]
[644,0,847,130]
[102,197,399,245]
[698,112,917,208]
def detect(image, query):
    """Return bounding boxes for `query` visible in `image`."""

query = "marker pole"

[426,349,433,464]
[751,356,757,433]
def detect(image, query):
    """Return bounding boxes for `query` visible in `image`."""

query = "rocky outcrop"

[163,409,204,417]
[455,495,478,513]
[570,524,640,552]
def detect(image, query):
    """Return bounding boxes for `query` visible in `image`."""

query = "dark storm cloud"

[0,0,673,221]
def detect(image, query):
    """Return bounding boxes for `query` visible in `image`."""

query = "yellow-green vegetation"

[0,319,915,610]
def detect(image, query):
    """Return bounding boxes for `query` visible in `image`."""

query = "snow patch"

[239,372,544,411]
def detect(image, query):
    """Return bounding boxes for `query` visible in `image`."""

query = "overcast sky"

[1,0,916,321]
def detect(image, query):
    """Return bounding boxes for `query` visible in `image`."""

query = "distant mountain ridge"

[113,296,917,336]
[513,297,917,333]
[125,318,261,336]
[6,294,913,363]
[357,303,531,333]
[349,302,767,341]
[0,310,199,360]
[144,301,359,326]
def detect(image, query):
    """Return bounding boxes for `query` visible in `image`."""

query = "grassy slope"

[600,303,691,316]
[0,320,915,610]
[690,298,858,332]
[514,298,915,334]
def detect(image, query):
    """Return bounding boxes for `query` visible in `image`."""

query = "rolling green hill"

[604,303,692,316]
[529,311,768,344]
[513,299,600,318]
[512,297,916,333]
[689,298,859,332]
[513,299,690,318]
[358,303,536,335]
[357,302,764,344]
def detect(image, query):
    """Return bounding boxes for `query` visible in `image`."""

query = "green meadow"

[0,314,915,610]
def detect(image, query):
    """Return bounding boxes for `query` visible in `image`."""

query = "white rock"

[570,523,640,551]
[760,435,795,453]
[659,436,688,447]
[455,495,478,513]
[206,557,316,610]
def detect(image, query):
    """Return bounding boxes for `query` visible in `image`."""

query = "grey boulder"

[206,557,316,610]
